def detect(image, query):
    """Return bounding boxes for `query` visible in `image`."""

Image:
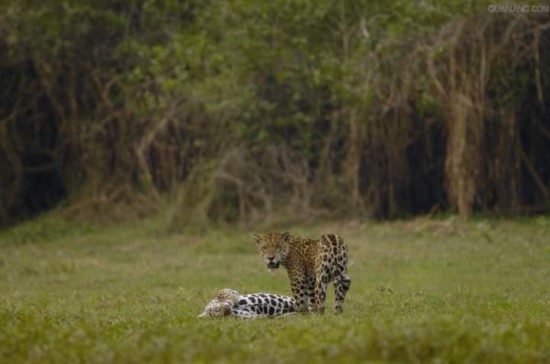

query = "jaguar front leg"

[314,246,333,314]
[290,276,310,313]
[306,276,316,311]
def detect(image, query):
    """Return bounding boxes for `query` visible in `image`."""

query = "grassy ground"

[1,216,549,363]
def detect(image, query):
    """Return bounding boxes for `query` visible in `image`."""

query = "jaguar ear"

[222,304,232,316]
[281,231,290,241]
[253,234,261,245]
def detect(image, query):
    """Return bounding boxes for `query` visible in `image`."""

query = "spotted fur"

[198,288,296,319]
[253,232,351,314]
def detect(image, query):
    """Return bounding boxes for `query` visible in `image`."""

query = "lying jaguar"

[197,288,296,319]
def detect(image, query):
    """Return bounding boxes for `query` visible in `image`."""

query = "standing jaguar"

[197,288,296,319]
[253,232,351,314]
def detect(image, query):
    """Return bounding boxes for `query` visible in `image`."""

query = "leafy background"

[1,0,549,227]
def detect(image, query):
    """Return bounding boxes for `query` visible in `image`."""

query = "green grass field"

[1,216,549,363]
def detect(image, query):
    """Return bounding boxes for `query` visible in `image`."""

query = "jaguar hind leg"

[333,273,351,314]
[333,240,350,314]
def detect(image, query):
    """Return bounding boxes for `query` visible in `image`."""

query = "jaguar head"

[253,232,291,271]
[197,300,233,318]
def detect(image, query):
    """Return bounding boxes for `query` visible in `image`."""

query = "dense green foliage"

[1,1,549,226]
[1,217,549,362]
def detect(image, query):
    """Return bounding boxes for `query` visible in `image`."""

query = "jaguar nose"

[267,256,275,262]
